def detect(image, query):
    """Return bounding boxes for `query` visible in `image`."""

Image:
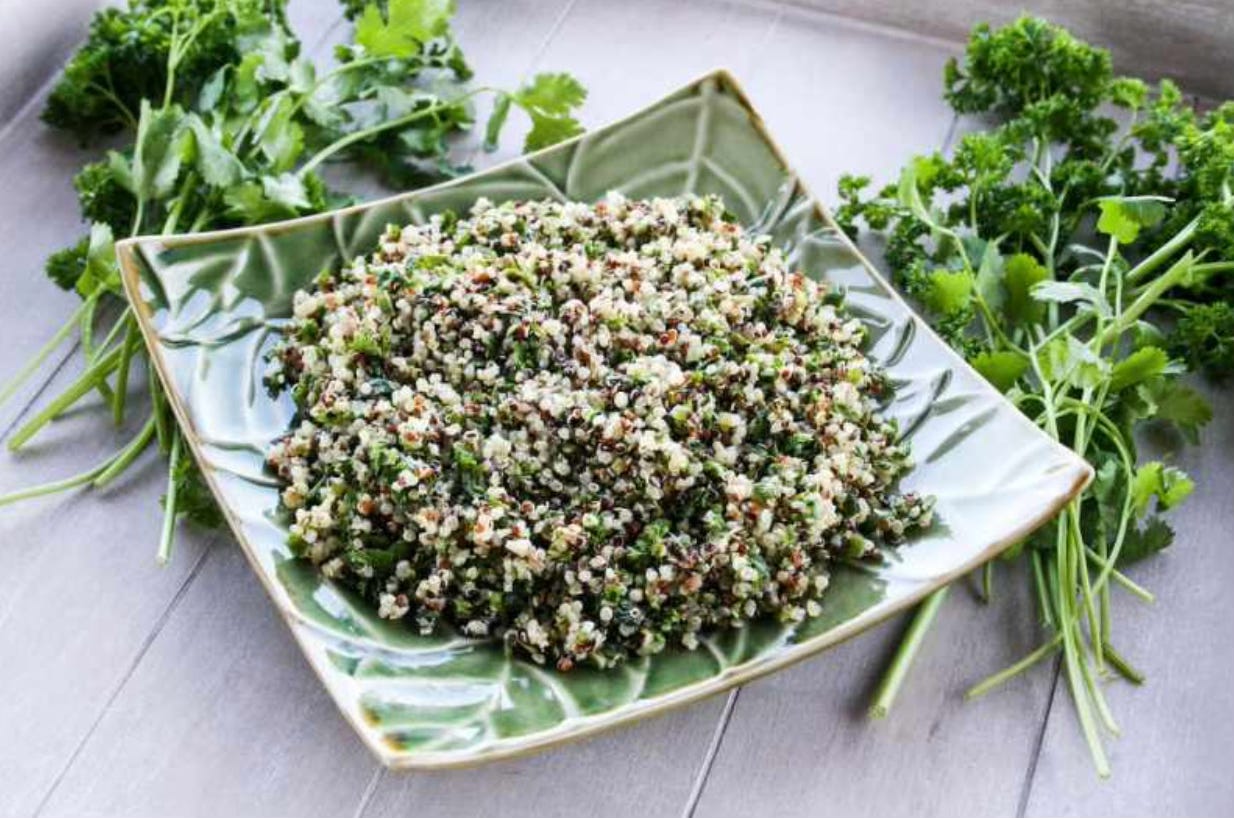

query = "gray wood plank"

[36,543,378,818]
[735,5,958,197]
[0,360,216,818]
[1024,380,1234,818]
[0,0,108,128]
[779,0,1234,99]
[692,580,1057,818]
[530,0,782,124]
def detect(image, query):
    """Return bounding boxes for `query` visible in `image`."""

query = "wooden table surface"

[1,2,1231,816]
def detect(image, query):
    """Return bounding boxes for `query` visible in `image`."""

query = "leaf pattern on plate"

[118,71,1090,768]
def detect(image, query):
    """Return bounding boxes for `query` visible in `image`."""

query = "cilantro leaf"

[524,114,585,152]
[75,222,120,299]
[1130,462,1194,516]
[186,116,244,188]
[1118,516,1175,566]
[1109,346,1170,391]
[1149,380,1213,443]
[489,73,588,153]
[1040,335,1109,389]
[1096,197,1168,244]
[515,73,587,117]
[131,101,190,201]
[256,98,306,173]
[971,350,1028,392]
[355,0,454,58]
[1002,253,1049,326]
[1031,280,1110,317]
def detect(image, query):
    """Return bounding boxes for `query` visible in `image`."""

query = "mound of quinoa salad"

[265,193,933,670]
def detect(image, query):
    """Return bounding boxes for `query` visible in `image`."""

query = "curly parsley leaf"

[45,237,92,292]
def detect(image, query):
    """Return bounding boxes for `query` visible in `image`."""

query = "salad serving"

[265,193,933,668]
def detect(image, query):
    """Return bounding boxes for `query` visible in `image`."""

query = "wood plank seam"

[30,541,217,817]
[518,0,581,87]
[0,339,82,444]
[1015,654,1063,818]
[350,768,385,818]
[0,57,74,152]
[725,0,961,52]
[681,689,743,818]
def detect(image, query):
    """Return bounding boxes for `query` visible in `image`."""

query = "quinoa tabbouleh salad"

[264,193,933,670]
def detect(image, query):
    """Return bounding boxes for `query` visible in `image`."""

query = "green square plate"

[117,70,1090,769]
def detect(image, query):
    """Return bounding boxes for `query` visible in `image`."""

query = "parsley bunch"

[0,0,586,561]
[839,17,1231,775]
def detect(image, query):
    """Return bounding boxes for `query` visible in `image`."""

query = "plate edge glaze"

[117,68,1093,771]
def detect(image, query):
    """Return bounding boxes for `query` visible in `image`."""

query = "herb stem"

[157,432,183,565]
[966,634,1062,699]
[298,89,489,176]
[149,364,170,454]
[1124,217,1196,285]
[0,301,88,410]
[1103,643,1145,685]
[869,587,949,719]
[92,417,156,488]
[1031,549,1054,628]
[0,457,115,507]
[111,312,140,425]
[7,346,124,452]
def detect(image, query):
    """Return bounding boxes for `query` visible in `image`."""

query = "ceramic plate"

[117,70,1091,769]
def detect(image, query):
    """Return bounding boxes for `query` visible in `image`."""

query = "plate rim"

[117,67,1093,770]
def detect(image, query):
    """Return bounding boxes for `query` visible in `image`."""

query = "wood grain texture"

[778,0,1234,99]
[692,580,1057,818]
[0,356,214,818]
[0,0,108,128]
[737,4,958,195]
[37,544,379,818]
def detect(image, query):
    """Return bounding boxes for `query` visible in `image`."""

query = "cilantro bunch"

[0,0,586,561]
[839,17,1231,775]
